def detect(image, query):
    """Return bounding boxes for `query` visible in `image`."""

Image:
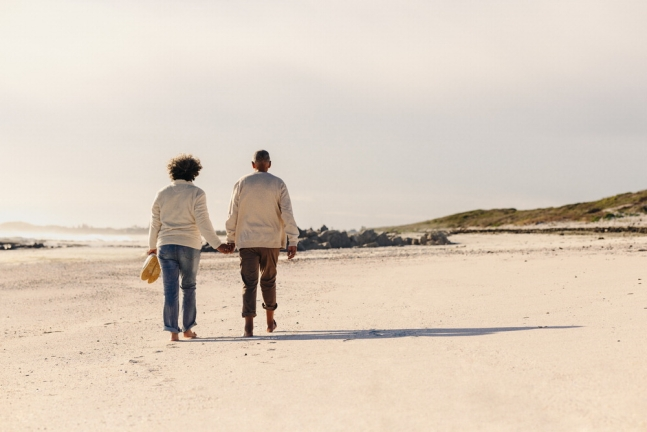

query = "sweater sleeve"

[194,191,222,248]
[148,193,162,249]
[279,181,299,247]
[225,180,241,244]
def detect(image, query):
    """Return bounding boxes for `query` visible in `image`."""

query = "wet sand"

[1,234,646,431]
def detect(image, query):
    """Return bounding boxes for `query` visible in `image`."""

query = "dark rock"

[294,225,448,250]
[327,232,343,249]
[297,237,323,251]
[417,231,452,246]
[1,242,49,250]
[427,231,451,245]
[392,236,405,246]
[318,229,337,242]
[339,231,351,248]
[318,230,351,248]
[354,229,378,246]
[375,232,393,247]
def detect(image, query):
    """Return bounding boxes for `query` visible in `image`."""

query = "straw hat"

[140,254,161,284]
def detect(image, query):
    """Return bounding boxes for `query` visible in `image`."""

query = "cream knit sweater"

[226,172,299,249]
[148,180,223,250]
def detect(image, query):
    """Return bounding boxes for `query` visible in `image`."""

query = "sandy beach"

[1,233,647,431]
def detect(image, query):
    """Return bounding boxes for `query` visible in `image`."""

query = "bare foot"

[266,310,275,333]
[267,320,277,333]
[243,316,254,337]
[170,333,179,342]
[183,330,197,339]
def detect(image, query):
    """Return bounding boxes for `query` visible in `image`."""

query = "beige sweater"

[226,172,299,249]
[148,180,223,250]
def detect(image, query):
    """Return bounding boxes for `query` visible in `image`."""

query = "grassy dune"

[381,190,647,232]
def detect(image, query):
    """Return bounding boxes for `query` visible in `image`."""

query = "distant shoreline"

[0,221,148,235]
[0,221,226,236]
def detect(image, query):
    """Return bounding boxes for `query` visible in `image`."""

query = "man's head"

[252,150,271,172]
[167,153,202,181]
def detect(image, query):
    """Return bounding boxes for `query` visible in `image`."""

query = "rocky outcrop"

[200,228,452,252]
[295,227,452,251]
[0,242,47,250]
[426,231,451,245]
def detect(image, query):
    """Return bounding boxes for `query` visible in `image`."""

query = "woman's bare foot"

[267,320,277,333]
[183,330,197,339]
[170,332,180,342]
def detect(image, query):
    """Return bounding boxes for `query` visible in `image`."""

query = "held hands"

[217,243,235,254]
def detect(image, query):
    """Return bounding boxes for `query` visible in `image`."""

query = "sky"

[1,1,646,231]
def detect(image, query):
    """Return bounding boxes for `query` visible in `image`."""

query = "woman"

[147,154,230,341]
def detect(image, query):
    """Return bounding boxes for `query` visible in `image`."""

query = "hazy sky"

[2,1,646,230]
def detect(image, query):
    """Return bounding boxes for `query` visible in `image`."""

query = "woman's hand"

[147,249,157,255]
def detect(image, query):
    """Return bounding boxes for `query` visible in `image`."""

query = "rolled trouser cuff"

[182,322,197,332]
[262,302,278,311]
[242,312,257,318]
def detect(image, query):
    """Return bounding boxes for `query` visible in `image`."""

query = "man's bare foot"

[267,320,277,333]
[183,330,197,339]
[170,332,180,342]
[265,310,275,333]
[243,316,254,337]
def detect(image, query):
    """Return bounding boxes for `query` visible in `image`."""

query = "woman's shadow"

[188,326,580,342]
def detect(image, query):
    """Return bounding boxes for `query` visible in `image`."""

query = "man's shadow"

[189,326,580,342]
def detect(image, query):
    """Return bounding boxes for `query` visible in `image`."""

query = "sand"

[1,233,647,431]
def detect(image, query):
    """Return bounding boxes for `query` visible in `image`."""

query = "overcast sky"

[1,1,646,230]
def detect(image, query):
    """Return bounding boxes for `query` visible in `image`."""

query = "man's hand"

[217,244,232,254]
[287,246,297,260]
[228,242,235,252]
[147,249,157,255]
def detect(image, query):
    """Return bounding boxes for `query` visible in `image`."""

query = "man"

[226,150,299,337]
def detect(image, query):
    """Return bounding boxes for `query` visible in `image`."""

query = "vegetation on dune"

[381,190,647,232]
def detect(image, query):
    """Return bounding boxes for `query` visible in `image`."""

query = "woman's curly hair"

[167,154,202,181]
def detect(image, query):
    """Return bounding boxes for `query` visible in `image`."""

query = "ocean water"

[0,231,149,248]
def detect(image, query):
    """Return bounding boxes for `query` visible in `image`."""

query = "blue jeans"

[158,244,201,333]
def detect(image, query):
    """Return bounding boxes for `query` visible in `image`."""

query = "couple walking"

[147,150,299,341]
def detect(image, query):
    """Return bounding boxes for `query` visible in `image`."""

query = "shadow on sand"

[188,326,581,342]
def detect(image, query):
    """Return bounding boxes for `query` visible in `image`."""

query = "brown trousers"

[239,247,280,317]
